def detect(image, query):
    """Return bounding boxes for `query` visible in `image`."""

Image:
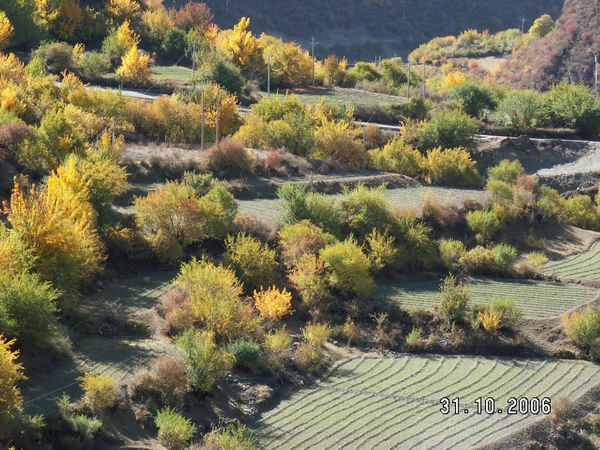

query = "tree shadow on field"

[85,271,177,314]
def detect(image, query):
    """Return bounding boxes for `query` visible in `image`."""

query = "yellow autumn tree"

[141,7,174,44]
[116,19,139,49]
[259,34,312,87]
[0,335,25,439]
[116,44,150,85]
[107,0,140,23]
[217,17,262,68]
[4,167,104,297]
[34,0,83,40]
[0,12,14,50]
[254,286,293,322]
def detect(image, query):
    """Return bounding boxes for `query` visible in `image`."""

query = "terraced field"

[264,87,406,108]
[22,272,176,415]
[238,186,490,223]
[255,355,600,449]
[543,241,600,284]
[375,277,599,319]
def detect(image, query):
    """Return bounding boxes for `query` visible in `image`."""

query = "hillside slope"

[498,0,600,90]
[191,0,563,60]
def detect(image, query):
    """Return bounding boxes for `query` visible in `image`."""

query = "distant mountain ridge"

[498,0,600,90]
[186,0,563,60]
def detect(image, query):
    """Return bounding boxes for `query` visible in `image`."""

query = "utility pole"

[422,60,426,98]
[191,43,197,89]
[201,89,205,150]
[595,53,599,96]
[407,59,411,98]
[310,36,319,87]
[362,124,366,149]
[267,51,271,96]
[215,89,220,144]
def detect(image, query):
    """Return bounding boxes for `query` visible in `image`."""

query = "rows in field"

[375,277,599,319]
[276,87,407,107]
[238,186,489,223]
[543,241,600,284]
[255,355,600,449]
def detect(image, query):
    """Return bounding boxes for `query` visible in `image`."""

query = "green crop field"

[255,355,600,449]
[270,87,407,108]
[150,65,195,86]
[543,241,600,284]
[238,186,489,223]
[375,277,599,319]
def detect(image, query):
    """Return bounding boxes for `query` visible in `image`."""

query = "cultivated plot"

[375,277,599,319]
[543,241,600,284]
[238,186,489,223]
[255,355,600,450]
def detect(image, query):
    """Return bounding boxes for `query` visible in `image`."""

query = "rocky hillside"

[498,0,600,90]
[191,0,563,61]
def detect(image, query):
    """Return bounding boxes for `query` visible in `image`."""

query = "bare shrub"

[150,355,190,404]
[550,397,575,424]
[234,213,278,242]
[420,191,462,227]
[160,289,196,335]
[205,140,255,175]
[263,149,287,175]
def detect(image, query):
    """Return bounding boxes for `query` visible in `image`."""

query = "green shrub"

[0,270,59,347]
[404,327,423,351]
[490,298,522,326]
[160,28,188,63]
[79,51,111,80]
[78,373,119,413]
[439,239,466,272]
[209,57,245,94]
[563,308,600,350]
[338,185,396,239]
[263,327,293,353]
[224,233,277,290]
[466,209,502,243]
[320,239,373,299]
[537,186,565,220]
[174,329,235,392]
[492,243,517,274]
[438,275,470,323]
[450,82,497,118]
[416,109,479,151]
[488,159,525,183]
[397,217,437,271]
[288,254,331,314]
[20,109,86,174]
[347,62,381,82]
[369,137,425,178]
[563,195,600,230]
[202,422,257,450]
[277,183,342,236]
[366,229,398,272]
[492,90,543,130]
[155,408,196,450]
[197,183,239,239]
[313,120,364,167]
[226,339,261,371]
[32,41,77,73]
[458,245,496,274]
[101,30,127,64]
[70,414,102,442]
[424,147,482,187]
[175,258,254,340]
[543,82,600,138]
